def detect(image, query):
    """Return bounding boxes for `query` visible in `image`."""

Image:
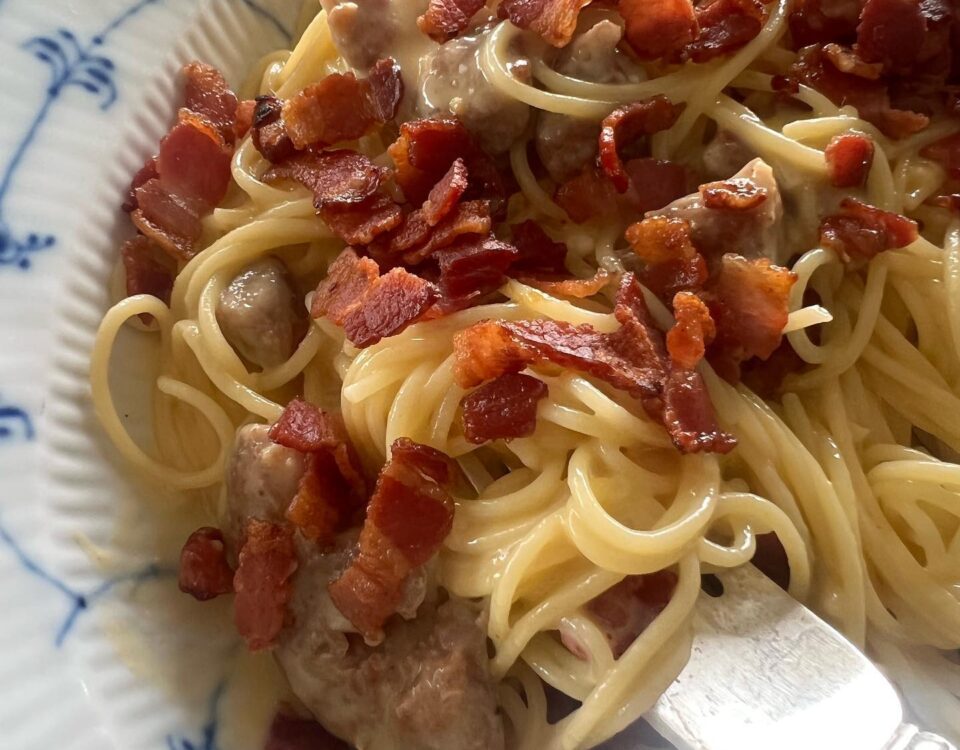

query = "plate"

[0,1,301,747]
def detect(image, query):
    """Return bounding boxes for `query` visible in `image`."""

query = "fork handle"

[884,723,958,750]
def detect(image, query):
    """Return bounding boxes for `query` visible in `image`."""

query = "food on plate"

[91,0,960,747]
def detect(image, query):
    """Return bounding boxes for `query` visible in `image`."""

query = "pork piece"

[320,0,396,70]
[535,20,645,182]
[418,26,531,155]
[224,424,505,750]
[648,158,787,265]
[701,129,754,180]
[217,258,308,369]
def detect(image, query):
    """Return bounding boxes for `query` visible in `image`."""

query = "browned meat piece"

[216,258,308,369]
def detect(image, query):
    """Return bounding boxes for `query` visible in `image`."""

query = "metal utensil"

[604,565,957,750]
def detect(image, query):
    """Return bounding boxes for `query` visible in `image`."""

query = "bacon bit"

[499,0,593,47]
[599,97,685,193]
[788,0,862,48]
[620,0,698,60]
[825,133,875,188]
[856,0,928,72]
[686,0,765,64]
[662,367,737,453]
[265,713,351,750]
[179,527,234,601]
[707,255,797,379]
[622,158,692,214]
[931,194,960,212]
[585,571,678,658]
[423,158,469,226]
[234,520,298,651]
[921,132,960,179]
[510,220,569,275]
[399,200,492,265]
[328,439,455,642]
[264,150,390,208]
[625,216,708,301]
[252,95,297,163]
[183,61,239,145]
[312,248,438,347]
[157,119,233,209]
[819,198,919,262]
[235,99,256,141]
[700,177,768,211]
[130,182,202,262]
[418,0,486,42]
[667,292,715,370]
[453,321,531,387]
[436,235,519,309]
[319,194,404,246]
[122,157,159,213]
[556,167,619,223]
[822,43,883,80]
[121,235,175,305]
[519,269,611,299]
[365,58,404,123]
[287,451,360,544]
[462,372,548,443]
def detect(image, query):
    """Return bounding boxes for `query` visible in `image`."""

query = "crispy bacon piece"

[620,0,698,60]
[819,198,919,262]
[328,439,456,641]
[498,0,593,47]
[418,0,487,41]
[282,59,403,150]
[252,95,297,163]
[510,220,569,275]
[235,99,256,140]
[157,119,233,208]
[825,133,875,187]
[453,321,531,387]
[120,235,175,305]
[179,527,234,601]
[556,167,619,223]
[423,158,470,226]
[856,0,928,72]
[667,292,715,370]
[436,235,519,309]
[788,0,862,48]
[287,451,359,543]
[584,570,678,658]
[519,269,611,299]
[686,0,765,63]
[182,61,239,145]
[599,97,685,193]
[462,372,548,443]
[823,43,883,79]
[312,248,438,347]
[233,520,298,651]
[397,200,492,265]
[700,177,768,211]
[706,254,796,379]
[662,366,737,453]
[122,157,159,213]
[625,216,708,301]
[264,150,390,208]
[265,713,351,750]
[622,158,692,214]
[921,132,960,179]
[320,194,404,246]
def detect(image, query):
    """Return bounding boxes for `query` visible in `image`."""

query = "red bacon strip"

[183,61,239,145]
[120,235,175,308]
[320,194,404,246]
[252,95,297,163]
[396,200,492,265]
[418,0,487,41]
[599,97,685,193]
[700,177,768,211]
[620,0,698,60]
[510,220,569,275]
[264,150,391,207]
[312,248,438,347]
[856,0,928,72]
[265,713,351,750]
[823,43,883,79]
[584,570,678,658]
[436,235,519,309]
[519,269,611,299]
[788,0,861,48]
[556,168,620,223]
[921,132,960,179]
[328,439,456,642]
[625,216,708,302]
[423,158,470,226]
[819,198,919,263]
[179,527,234,601]
[667,292,715,370]
[622,158,692,215]
[462,372,548,444]
[233,519,298,651]
[825,133,875,187]
[686,0,766,63]
[498,0,594,47]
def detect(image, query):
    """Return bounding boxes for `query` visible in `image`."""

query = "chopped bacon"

[283,59,402,150]
[498,0,593,47]
[287,451,360,544]
[510,220,569,275]
[436,235,519,309]
[182,61,239,145]
[519,269,611,298]
[686,0,765,64]
[620,0,698,60]
[556,167,620,223]
[823,43,883,79]
[599,97,685,193]
[462,372,548,443]
[667,292,715,370]
[706,255,797,379]
[233,519,298,651]
[788,0,862,48]
[921,132,960,179]
[328,439,455,642]
[453,321,531,387]
[121,235,175,305]
[252,95,297,163]
[585,570,678,658]
[156,119,233,209]
[265,713,351,750]
[235,99,256,141]
[130,181,202,261]
[178,527,234,601]
[625,216,708,301]
[819,198,919,262]
[856,0,928,72]
[319,194,404,246]
[122,157,158,213]
[622,158,692,214]
[264,150,390,207]
[312,248,438,347]
[397,200,492,265]
[663,365,737,453]
[825,133,875,187]
[418,0,486,42]
[423,158,469,226]
[700,177,768,211]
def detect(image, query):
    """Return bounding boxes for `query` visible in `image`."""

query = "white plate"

[0,2,301,747]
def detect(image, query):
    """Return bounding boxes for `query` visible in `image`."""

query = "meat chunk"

[648,158,786,265]
[321,0,397,70]
[216,258,308,369]
[536,20,646,182]
[701,129,754,180]
[418,27,531,154]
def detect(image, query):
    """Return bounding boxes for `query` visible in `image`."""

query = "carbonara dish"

[90,0,960,747]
